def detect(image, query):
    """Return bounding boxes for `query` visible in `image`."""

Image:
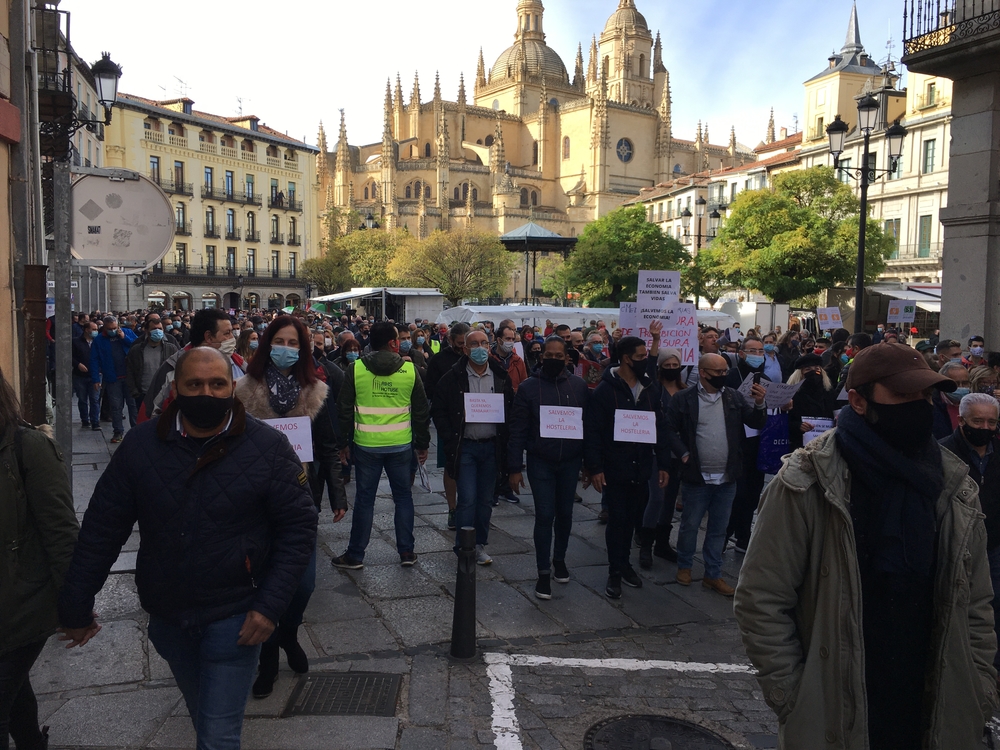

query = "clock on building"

[616,138,634,163]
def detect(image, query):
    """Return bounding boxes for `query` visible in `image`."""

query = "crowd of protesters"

[6,302,1000,749]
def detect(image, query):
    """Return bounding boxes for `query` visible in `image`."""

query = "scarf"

[835,405,943,577]
[265,363,302,417]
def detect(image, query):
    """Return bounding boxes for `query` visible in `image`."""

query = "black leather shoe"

[279,626,309,674]
[253,641,279,699]
[621,567,643,588]
[534,574,552,600]
[605,576,622,600]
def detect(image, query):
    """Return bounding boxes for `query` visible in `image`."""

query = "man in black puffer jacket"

[58,347,316,750]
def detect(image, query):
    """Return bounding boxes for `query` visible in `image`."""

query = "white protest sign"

[887,299,918,324]
[464,393,505,423]
[637,270,681,306]
[262,416,314,463]
[727,327,743,341]
[763,380,802,409]
[613,409,657,444]
[617,302,697,366]
[539,406,584,440]
[738,372,755,400]
[816,307,842,330]
[803,417,834,445]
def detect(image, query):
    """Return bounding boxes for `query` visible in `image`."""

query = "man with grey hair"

[933,361,972,439]
[941,392,1000,679]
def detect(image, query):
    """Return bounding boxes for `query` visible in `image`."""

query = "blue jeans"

[346,446,415,560]
[526,455,581,572]
[73,377,99,425]
[677,482,738,579]
[147,613,260,750]
[101,378,136,433]
[989,546,1000,670]
[455,439,496,548]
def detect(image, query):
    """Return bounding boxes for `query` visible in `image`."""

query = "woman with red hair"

[234,314,343,698]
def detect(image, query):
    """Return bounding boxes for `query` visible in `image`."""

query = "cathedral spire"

[573,43,584,89]
[336,109,349,174]
[729,126,737,154]
[658,71,671,121]
[703,122,709,145]
[843,1,863,54]
[476,48,487,91]
[433,71,441,103]
[317,120,328,175]
[587,35,598,84]
[383,80,393,141]
[411,71,421,109]
[696,120,703,147]
[394,74,404,112]
[653,31,665,74]
[458,73,467,106]
[766,108,776,144]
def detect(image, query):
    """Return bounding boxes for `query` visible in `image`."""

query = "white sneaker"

[475,544,492,565]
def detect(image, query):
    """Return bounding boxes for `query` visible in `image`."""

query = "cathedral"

[316,0,756,242]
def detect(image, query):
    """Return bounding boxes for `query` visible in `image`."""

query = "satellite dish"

[71,172,175,274]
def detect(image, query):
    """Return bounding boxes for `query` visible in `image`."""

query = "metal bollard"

[450,526,477,661]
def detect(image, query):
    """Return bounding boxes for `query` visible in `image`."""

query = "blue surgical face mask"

[763,343,776,353]
[256,324,266,332]
[270,345,300,370]
[416,336,425,345]
[249,340,259,350]
[745,354,765,369]
[469,347,490,365]
[174,322,181,329]
[89,330,99,339]
[592,343,604,355]
[346,351,359,362]
[947,387,971,404]
[840,353,850,364]
[971,346,985,357]
[149,328,165,342]
[399,340,412,354]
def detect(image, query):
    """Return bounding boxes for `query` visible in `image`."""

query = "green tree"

[535,255,571,301]
[301,242,352,296]
[563,205,690,304]
[712,166,895,303]
[681,247,733,309]
[389,229,517,306]
[338,228,414,287]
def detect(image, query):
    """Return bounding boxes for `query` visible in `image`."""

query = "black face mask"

[175,394,233,431]
[803,372,824,388]
[863,398,934,454]
[541,358,566,378]
[963,424,997,448]
[660,367,683,382]
[707,375,728,390]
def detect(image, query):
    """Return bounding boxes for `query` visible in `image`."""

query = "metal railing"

[245,229,261,242]
[174,220,192,236]
[200,186,262,205]
[287,234,301,246]
[150,174,194,196]
[904,0,1000,54]
[204,224,220,238]
[145,260,300,281]
[887,241,944,260]
[225,227,241,241]
[270,233,284,244]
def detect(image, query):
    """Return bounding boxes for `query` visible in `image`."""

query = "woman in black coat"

[787,353,838,450]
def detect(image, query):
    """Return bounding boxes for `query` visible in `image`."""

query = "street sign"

[886,300,918,324]
[70,172,175,274]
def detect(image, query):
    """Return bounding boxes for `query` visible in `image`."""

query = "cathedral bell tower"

[598,0,654,107]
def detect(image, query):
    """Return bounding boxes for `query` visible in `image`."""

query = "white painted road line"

[483,652,758,750]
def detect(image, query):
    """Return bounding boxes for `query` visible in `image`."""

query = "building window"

[425,186,431,199]
[926,81,937,106]
[922,139,936,174]
[225,170,234,197]
[531,190,538,207]
[666,201,672,219]
[289,252,297,277]
[406,186,412,199]
[175,243,187,270]
[730,183,737,203]
[226,209,235,235]
[226,247,236,271]
[364,186,369,200]
[887,153,904,180]
[638,54,646,77]
[472,188,478,202]
[424,143,431,158]
[271,250,280,276]
[270,178,279,202]
[918,214,933,257]
[454,187,460,200]
[289,217,297,236]
[204,167,213,190]
[245,174,255,199]
[247,248,256,275]
[838,158,852,183]
[485,135,494,147]
[206,246,216,271]
[616,138,634,163]
[647,206,654,222]
[175,203,186,226]
[174,161,184,186]
[532,141,538,165]
[271,215,279,239]
[149,156,160,183]
[884,218,900,259]
[206,206,215,232]
[562,137,570,160]
[247,211,256,233]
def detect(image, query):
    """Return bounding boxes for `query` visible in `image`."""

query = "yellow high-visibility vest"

[430,340,441,354]
[353,360,416,448]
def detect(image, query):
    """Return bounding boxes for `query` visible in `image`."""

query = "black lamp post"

[827,100,907,333]
[680,197,725,308]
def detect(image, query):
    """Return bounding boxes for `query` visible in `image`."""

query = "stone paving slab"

[33,619,146,694]
[513,580,634,632]
[242,716,399,750]
[348,564,444,601]
[308,618,398,656]
[476,580,564,639]
[43,686,181,746]
[92,572,142,620]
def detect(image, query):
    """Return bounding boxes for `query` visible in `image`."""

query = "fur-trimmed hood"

[234,375,329,421]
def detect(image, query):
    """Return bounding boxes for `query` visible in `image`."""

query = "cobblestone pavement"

[33,425,780,749]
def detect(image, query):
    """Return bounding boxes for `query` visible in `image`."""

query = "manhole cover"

[584,715,736,750]
[283,673,401,717]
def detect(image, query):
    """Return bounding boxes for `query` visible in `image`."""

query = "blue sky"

[66,0,904,150]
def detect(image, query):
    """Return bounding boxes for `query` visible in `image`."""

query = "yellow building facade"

[103,95,319,311]
[317,0,755,244]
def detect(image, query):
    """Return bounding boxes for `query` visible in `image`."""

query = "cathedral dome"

[490,40,569,85]
[602,0,649,35]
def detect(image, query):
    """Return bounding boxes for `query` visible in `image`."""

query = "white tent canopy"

[436,305,734,330]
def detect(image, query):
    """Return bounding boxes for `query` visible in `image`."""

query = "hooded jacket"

[734,430,998,749]
[507,367,590,471]
[336,349,431,451]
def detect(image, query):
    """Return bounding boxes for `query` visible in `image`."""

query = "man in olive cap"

[735,342,998,749]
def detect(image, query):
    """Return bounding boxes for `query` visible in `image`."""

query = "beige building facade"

[316,0,755,244]
[103,95,319,311]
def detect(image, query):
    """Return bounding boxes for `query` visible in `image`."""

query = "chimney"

[780,127,788,140]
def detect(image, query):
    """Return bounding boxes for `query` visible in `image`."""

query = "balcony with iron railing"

[245,229,261,242]
[146,260,300,284]
[270,232,284,245]
[886,241,944,262]
[174,220,192,236]
[204,224,220,239]
[200,186,262,205]
[150,174,194,196]
[287,234,301,246]
[225,227,242,241]
[903,0,1000,57]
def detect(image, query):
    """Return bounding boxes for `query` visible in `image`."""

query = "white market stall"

[310,287,444,322]
[436,305,734,330]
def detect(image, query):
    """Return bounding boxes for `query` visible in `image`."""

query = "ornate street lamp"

[91,52,123,122]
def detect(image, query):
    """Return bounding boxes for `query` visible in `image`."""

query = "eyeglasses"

[704,368,729,376]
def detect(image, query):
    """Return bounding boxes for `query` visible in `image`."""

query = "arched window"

[472,188,478,202]
[454,187,460,200]
[462,183,469,200]
[371,183,377,199]
[205,206,215,231]
[424,185,431,199]
[271,215,279,236]
[226,208,235,233]
[364,186,369,200]
[424,143,431,158]
[639,54,646,77]
[289,217,297,235]
[247,211,256,232]
[520,188,529,207]
[531,191,538,207]
[562,136,570,160]
[405,186,412,199]
[532,141,538,165]
[414,181,421,198]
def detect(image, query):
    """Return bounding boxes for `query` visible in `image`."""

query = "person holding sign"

[431,329,515,565]
[786,354,837,451]
[664,354,766,596]
[583,336,670,601]
[507,336,591,600]
[235,316,342,698]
